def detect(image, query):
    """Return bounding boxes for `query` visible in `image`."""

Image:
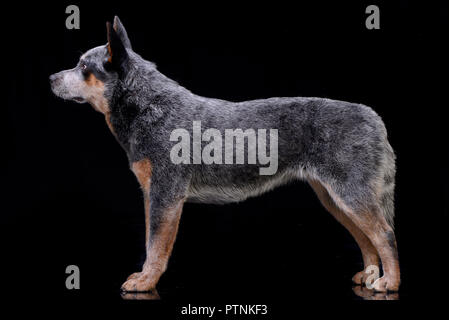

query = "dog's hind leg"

[308,179,380,285]
[344,205,399,292]
[312,180,400,292]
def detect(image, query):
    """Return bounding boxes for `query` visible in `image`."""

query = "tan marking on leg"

[131,159,152,193]
[319,180,355,215]
[144,200,184,270]
[312,180,400,291]
[308,179,380,285]
[367,225,400,292]
[121,199,185,292]
[131,159,152,249]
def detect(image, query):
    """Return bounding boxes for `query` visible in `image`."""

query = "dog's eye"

[81,64,87,70]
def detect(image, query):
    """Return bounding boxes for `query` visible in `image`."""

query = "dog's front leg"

[121,196,185,292]
[122,160,186,292]
[129,159,152,252]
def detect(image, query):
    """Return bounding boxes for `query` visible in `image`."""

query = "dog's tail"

[379,139,396,229]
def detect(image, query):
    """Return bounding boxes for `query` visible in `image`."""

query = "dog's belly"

[187,185,261,204]
[186,167,300,204]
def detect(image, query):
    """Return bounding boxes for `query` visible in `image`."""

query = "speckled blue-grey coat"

[50,16,400,293]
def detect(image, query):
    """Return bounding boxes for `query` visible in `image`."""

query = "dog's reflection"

[352,286,399,300]
[121,289,160,300]
[121,286,400,300]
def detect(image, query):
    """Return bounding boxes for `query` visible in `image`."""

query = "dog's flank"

[50,16,400,292]
[170,121,279,175]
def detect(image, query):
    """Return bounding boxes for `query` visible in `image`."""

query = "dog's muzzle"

[49,73,60,88]
[49,73,86,103]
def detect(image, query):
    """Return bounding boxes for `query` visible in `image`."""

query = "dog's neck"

[89,97,109,114]
[86,93,116,137]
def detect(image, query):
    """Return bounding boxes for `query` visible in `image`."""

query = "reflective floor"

[120,287,399,301]
[0,184,443,306]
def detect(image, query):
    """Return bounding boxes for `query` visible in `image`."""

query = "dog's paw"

[121,273,154,292]
[352,270,368,285]
[126,272,143,281]
[371,276,400,292]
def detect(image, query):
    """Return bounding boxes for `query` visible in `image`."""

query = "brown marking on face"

[85,73,101,87]
[83,73,110,114]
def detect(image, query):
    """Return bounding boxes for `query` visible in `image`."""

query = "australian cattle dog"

[50,16,400,292]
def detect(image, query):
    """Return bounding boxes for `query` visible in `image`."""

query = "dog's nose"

[49,74,61,88]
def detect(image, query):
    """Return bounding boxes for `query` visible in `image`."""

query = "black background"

[2,0,448,315]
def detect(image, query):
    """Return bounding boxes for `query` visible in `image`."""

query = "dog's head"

[50,16,132,113]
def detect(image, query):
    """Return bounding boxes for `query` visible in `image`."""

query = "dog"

[50,16,400,292]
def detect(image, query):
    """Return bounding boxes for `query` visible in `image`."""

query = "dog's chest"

[107,105,140,153]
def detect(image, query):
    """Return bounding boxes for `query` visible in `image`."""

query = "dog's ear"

[106,21,129,72]
[113,16,132,49]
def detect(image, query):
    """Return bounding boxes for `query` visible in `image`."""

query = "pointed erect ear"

[106,21,129,70]
[113,16,132,49]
